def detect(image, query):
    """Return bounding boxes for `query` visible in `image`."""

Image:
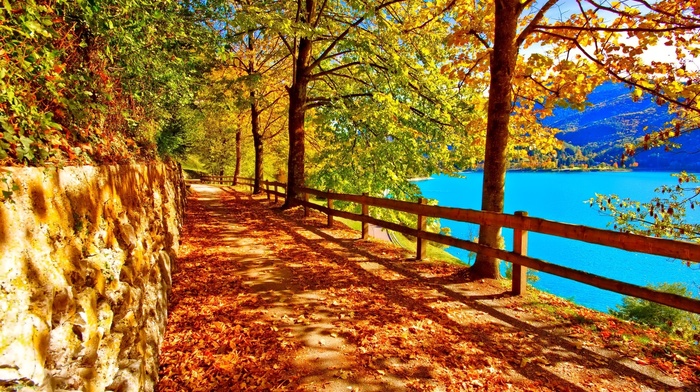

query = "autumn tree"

[0,0,214,165]
[183,107,245,177]
[307,2,482,202]
[181,63,290,182]
[233,0,463,207]
[221,2,290,191]
[449,0,700,278]
[591,172,700,244]
[179,67,246,177]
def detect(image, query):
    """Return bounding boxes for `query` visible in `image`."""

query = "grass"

[388,230,465,265]
[179,154,207,176]
[307,197,464,265]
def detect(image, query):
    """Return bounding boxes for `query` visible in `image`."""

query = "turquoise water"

[417,171,700,312]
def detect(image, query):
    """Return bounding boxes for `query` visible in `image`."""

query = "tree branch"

[305,93,373,109]
[535,24,700,33]
[517,0,561,47]
[310,61,363,79]
[402,0,457,34]
[537,30,700,115]
[309,17,366,70]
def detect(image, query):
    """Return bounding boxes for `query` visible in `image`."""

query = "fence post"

[266,182,270,200]
[417,198,427,260]
[361,193,369,239]
[274,183,279,203]
[327,190,334,228]
[513,211,529,295]
[303,191,309,217]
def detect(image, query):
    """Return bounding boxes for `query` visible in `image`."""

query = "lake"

[417,171,700,313]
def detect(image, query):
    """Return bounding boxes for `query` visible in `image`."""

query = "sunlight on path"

[157,185,690,391]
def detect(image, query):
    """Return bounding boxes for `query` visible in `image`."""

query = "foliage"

[157,117,189,158]
[179,66,289,178]
[228,0,487,207]
[0,0,213,165]
[180,100,243,176]
[503,262,540,283]
[591,172,700,244]
[285,1,483,203]
[218,16,290,188]
[306,9,482,202]
[0,172,18,203]
[447,0,700,278]
[612,282,700,339]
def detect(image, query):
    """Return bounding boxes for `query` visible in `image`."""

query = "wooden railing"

[199,175,700,314]
[201,176,286,201]
[200,175,237,185]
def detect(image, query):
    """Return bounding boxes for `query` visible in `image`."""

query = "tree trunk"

[251,99,264,194]
[233,127,241,185]
[282,35,312,209]
[472,0,522,279]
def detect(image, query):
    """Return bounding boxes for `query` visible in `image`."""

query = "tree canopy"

[3,0,700,279]
[446,0,700,277]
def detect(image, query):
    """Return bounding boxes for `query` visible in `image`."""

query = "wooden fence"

[199,175,700,315]
[200,175,237,185]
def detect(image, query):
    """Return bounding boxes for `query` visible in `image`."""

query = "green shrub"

[611,282,700,339]
[0,0,212,165]
[503,262,539,283]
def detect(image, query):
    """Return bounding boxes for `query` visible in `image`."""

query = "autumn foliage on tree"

[447,0,700,278]
[218,1,291,192]
[228,0,478,207]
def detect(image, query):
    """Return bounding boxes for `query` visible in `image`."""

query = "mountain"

[540,82,700,171]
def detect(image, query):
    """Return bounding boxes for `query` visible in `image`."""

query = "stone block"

[0,163,183,391]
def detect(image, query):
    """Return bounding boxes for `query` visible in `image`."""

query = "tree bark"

[282,33,312,208]
[251,99,264,194]
[233,128,241,185]
[472,0,522,279]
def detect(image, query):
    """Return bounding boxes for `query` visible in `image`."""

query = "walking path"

[157,185,696,391]
[367,223,392,243]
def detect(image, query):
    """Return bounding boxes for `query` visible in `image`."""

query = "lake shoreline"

[458,167,634,174]
[418,171,700,313]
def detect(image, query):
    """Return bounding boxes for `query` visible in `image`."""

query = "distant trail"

[157,184,690,391]
[368,223,392,243]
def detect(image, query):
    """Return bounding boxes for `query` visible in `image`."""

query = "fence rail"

[197,175,700,314]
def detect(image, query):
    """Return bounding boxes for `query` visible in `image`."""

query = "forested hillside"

[543,83,700,171]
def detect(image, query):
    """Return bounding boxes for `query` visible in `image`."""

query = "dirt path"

[157,185,697,391]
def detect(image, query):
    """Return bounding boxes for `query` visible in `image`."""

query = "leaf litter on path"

[157,185,699,391]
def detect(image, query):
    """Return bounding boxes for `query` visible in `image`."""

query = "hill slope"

[542,82,700,171]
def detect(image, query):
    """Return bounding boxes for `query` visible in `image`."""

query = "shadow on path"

[158,185,693,392]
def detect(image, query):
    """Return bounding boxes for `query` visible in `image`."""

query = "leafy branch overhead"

[591,172,700,244]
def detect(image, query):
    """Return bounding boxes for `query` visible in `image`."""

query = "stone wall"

[0,163,184,391]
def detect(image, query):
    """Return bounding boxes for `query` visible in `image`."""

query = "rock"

[117,223,137,252]
[0,163,183,391]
